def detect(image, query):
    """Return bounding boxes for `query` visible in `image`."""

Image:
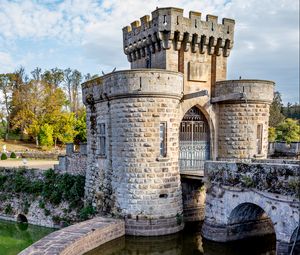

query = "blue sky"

[0,0,299,104]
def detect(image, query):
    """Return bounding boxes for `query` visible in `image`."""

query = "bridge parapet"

[205,161,300,198]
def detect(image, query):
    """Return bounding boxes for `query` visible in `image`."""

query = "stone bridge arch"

[202,185,300,254]
[227,202,275,240]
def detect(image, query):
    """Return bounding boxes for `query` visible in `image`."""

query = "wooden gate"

[179,107,210,172]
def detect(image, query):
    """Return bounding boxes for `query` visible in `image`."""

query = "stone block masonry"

[214,80,274,159]
[81,6,275,238]
[54,143,87,175]
[83,69,185,235]
[202,161,300,254]
[0,167,86,228]
[18,217,125,255]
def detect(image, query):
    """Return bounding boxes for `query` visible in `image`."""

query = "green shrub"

[79,205,96,220]
[39,200,45,209]
[38,124,54,148]
[10,152,17,159]
[4,204,13,215]
[44,209,51,216]
[52,215,61,224]
[23,200,30,214]
[1,153,7,160]
[0,168,86,219]
[176,213,183,225]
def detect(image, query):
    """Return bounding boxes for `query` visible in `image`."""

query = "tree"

[268,127,276,142]
[31,67,42,81]
[269,91,285,127]
[0,74,12,140]
[74,109,87,143]
[276,118,300,144]
[71,69,82,113]
[52,112,78,147]
[64,68,73,111]
[1,67,90,148]
[38,123,54,148]
[42,68,64,88]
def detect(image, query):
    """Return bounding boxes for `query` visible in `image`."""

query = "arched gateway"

[179,106,210,172]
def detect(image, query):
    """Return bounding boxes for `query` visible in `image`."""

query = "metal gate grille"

[179,107,210,172]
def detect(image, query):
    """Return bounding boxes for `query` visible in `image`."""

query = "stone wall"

[205,161,299,197]
[202,160,300,254]
[268,142,300,158]
[0,167,86,228]
[181,178,206,222]
[214,80,274,159]
[54,143,87,175]
[82,69,184,235]
[123,7,234,72]
[19,217,125,255]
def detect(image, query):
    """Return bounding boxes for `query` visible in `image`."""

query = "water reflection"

[0,219,54,255]
[86,224,276,255]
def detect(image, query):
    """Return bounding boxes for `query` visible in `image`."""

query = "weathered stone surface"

[81,7,275,238]
[18,217,125,255]
[205,161,300,197]
[54,143,87,176]
[203,160,300,254]
[0,167,85,228]
[215,80,274,160]
[181,178,206,222]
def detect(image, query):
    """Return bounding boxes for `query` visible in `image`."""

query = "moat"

[1,219,277,255]
[86,224,276,255]
[0,219,54,255]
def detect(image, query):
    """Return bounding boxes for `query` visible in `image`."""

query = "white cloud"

[0,0,298,103]
[0,51,15,73]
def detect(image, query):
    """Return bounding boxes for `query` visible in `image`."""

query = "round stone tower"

[83,69,184,236]
[213,80,274,159]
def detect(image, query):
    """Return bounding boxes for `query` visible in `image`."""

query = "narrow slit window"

[256,124,263,155]
[99,123,106,156]
[160,122,167,157]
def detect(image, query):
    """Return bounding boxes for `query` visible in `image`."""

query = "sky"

[0,0,299,104]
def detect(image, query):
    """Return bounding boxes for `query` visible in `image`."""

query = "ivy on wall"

[0,168,95,224]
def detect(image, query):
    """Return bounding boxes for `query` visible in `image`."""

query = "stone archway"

[17,214,28,223]
[179,106,210,173]
[227,203,275,240]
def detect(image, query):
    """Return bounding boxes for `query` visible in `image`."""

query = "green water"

[0,220,277,255]
[86,224,276,255]
[0,219,55,255]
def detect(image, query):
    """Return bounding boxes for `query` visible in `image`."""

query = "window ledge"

[254,154,264,159]
[156,157,170,162]
[97,155,107,159]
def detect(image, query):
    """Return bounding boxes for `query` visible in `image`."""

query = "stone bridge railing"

[205,161,300,198]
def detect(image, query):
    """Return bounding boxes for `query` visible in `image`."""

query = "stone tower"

[82,7,273,236]
[123,7,235,97]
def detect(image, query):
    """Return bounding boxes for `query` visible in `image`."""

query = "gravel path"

[0,160,58,170]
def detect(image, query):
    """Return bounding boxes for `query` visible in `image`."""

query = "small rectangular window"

[99,123,106,156]
[160,122,167,157]
[256,124,263,154]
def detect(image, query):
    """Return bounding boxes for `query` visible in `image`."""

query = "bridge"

[196,160,300,255]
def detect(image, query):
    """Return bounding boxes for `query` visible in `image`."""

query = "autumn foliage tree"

[0,66,91,149]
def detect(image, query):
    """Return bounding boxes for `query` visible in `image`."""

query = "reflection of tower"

[85,231,206,255]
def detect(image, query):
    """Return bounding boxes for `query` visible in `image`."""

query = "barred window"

[99,123,106,156]
[160,122,167,157]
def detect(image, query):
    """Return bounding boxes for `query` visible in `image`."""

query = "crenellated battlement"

[123,7,235,63]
